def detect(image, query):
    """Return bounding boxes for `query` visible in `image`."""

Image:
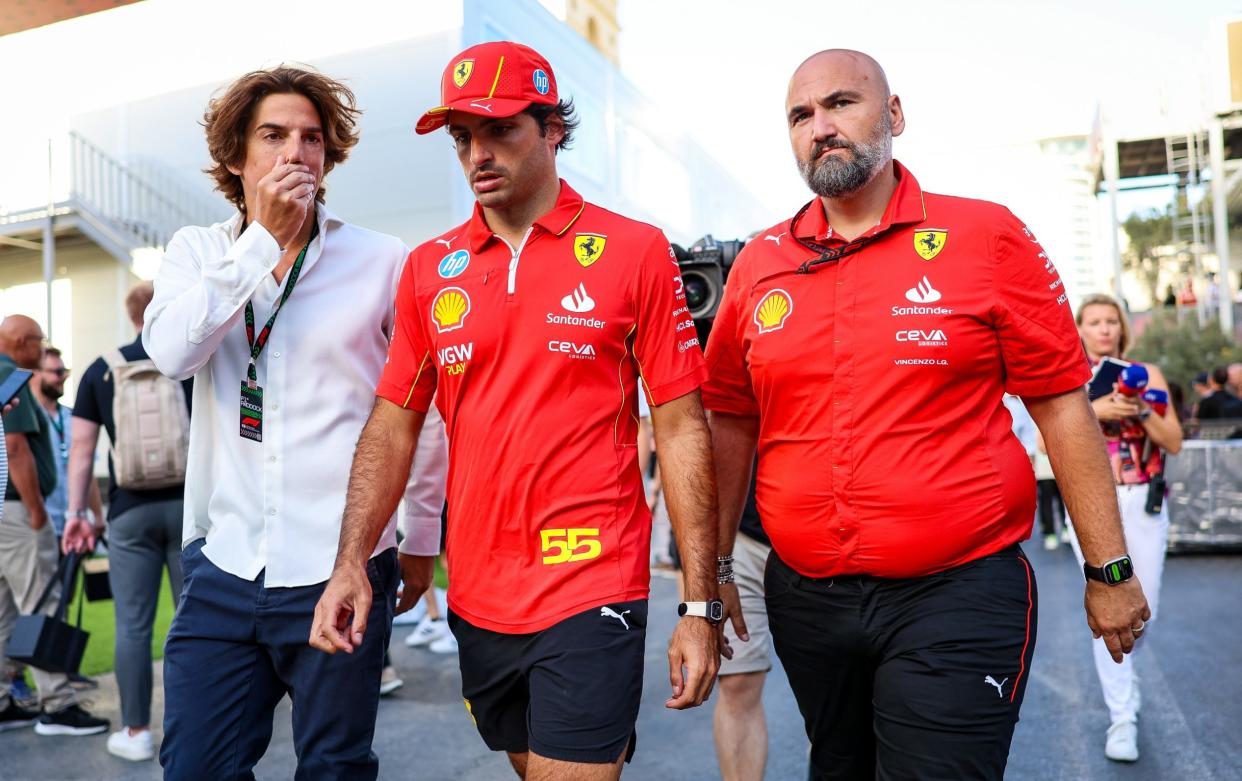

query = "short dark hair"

[1212,366,1230,386]
[524,98,579,152]
[43,346,62,360]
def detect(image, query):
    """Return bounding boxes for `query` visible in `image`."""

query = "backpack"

[102,349,189,490]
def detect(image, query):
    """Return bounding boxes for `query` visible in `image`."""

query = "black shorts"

[765,545,1037,781]
[449,599,647,764]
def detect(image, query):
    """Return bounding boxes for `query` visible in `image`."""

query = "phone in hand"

[0,368,33,409]
[1087,357,1130,401]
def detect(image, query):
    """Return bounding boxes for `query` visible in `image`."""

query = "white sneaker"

[1042,533,1058,551]
[428,633,458,654]
[379,665,404,696]
[107,729,156,761]
[1105,719,1138,762]
[404,617,449,647]
[391,596,427,626]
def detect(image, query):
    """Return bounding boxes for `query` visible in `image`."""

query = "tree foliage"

[1129,312,1242,391]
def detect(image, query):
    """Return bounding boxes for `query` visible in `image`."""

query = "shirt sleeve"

[376,252,438,413]
[71,359,106,425]
[398,404,447,556]
[1,367,40,435]
[701,255,759,416]
[991,210,1091,397]
[142,222,283,381]
[632,231,708,406]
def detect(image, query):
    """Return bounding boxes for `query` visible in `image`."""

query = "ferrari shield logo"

[913,229,947,261]
[574,234,608,267]
[452,59,474,89]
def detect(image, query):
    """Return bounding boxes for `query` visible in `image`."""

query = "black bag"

[8,552,89,674]
[82,539,112,602]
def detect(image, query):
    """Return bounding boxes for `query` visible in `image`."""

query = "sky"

[613,0,1242,218]
[3,0,1237,224]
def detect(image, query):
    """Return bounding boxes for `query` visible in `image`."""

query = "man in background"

[0,315,108,736]
[62,282,192,761]
[32,347,102,545]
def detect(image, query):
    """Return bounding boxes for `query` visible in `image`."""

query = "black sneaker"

[0,699,40,732]
[34,703,109,736]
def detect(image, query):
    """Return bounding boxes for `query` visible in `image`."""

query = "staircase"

[1166,132,1212,251]
[0,132,227,265]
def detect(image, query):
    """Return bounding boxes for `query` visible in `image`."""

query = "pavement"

[3,540,1240,780]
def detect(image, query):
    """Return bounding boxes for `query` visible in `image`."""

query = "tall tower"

[565,0,619,65]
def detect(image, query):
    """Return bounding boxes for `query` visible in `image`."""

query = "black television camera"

[672,235,747,321]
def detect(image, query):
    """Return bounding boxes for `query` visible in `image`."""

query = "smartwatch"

[677,599,724,625]
[1083,555,1134,586]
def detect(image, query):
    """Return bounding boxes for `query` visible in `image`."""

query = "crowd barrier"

[1165,426,1242,551]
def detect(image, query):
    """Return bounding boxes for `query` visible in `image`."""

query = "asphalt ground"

[3,539,1239,780]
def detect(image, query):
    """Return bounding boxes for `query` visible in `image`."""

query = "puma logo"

[435,236,457,249]
[600,606,631,630]
[764,232,786,247]
[984,675,1008,699]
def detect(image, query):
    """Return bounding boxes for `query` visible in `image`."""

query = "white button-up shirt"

[144,207,443,587]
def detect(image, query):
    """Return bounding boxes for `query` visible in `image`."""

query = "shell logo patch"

[753,289,794,334]
[574,233,608,268]
[431,287,471,333]
[914,229,947,261]
[452,59,475,89]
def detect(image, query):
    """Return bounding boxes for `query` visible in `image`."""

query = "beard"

[40,381,63,401]
[798,112,892,198]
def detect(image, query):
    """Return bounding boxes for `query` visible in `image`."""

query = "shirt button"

[268,509,277,516]
[268,455,277,463]
[273,351,281,358]
[272,404,280,411]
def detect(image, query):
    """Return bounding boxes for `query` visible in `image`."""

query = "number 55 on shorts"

[540,528,602,565]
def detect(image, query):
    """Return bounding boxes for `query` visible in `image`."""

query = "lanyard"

[789,199,877,274]
[48,406,64,441]
[243,219,319,388]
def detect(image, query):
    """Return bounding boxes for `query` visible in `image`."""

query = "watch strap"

[679,601,708,618]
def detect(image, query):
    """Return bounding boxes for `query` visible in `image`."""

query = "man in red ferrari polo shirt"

[703,49,1151,779]
[309,42,722,780]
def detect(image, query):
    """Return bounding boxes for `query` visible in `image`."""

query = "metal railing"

[67,132,225,250]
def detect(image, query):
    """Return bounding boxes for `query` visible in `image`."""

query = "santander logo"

[905,276,941,304]
[561,283,596,314]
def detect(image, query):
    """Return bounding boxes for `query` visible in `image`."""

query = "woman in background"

[1070,294,1182,763]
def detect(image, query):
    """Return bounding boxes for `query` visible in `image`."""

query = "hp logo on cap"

[532,69,550,95]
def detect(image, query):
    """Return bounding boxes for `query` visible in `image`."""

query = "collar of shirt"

[225,206,346,242]
[465,179,586,252]
[792,160,927,245]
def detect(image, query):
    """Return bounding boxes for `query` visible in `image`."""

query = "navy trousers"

[160,540,397,781]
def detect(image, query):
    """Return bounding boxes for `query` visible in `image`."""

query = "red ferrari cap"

[416,41,558,134]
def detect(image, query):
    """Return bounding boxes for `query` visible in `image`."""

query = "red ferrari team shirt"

[377,181,705,632]
[702,162,1090,580]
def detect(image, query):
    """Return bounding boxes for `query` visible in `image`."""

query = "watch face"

[708,600,724,622]
[1103,556,1133,585]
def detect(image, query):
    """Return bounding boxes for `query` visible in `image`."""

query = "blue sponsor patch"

[438,249,470,279]
[532,69,550,96]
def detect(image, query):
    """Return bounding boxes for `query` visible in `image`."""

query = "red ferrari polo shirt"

[377,181,705,632]
[702,162,1090,579]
